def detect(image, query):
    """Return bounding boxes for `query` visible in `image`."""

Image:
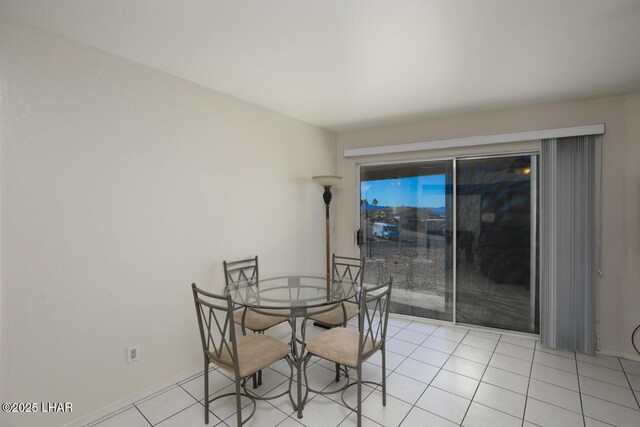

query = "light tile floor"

[87,317,640,427]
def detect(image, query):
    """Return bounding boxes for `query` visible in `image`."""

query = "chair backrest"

[357,277,393,362]
[332,254,364,285]
[223,256,259,290]
[191,283,240,377]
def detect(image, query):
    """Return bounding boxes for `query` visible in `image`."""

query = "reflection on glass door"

[456,155,539,334]
[360,161,454,321]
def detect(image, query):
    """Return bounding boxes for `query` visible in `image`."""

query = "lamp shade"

[312,175,342,187]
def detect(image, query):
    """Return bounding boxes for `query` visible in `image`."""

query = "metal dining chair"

[308,254,364,328]
[303,277,393,427]
[307,254,364,381]
[191,283,292,425]
[223,256,288,386]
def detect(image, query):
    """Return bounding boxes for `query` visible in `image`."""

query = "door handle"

[356,229,363,246]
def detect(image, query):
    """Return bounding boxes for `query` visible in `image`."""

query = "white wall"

[0,22,336,427]
[336,93,640,359]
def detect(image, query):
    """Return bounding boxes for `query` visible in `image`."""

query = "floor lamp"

[312,175,342,299]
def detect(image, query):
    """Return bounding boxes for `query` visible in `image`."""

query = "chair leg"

[381,345,387,406]
[235,374,243,427]
[257,332,264,386]
[357,368,362,427]
[204,358,209,425]
[335,363,340,382]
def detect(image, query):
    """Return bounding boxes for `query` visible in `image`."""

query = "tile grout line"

[132,403,153,427]
[520,340,538,427]
[525,359,613,413]
[530,353,640,402]
[394,323,452,426]
[394,323,441,427]
[460,328,490,425]
[85,404,138,427]
[620,358,640,410]
[408,326,472,426]
[573,349,587,427]
[132,384,201,426]
[366,319,420,427]
[404,344,593,412]
[362,320,449,426]
[177,382,230,425]
[132,382,185,406]
[155,401,211,426]
[577,357,627,372]
[459,331,503,425]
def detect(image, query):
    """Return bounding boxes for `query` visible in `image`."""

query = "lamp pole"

[322,186,332,297]
[312,176,342,299]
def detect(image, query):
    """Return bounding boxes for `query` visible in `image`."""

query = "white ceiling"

[3,0,640,130]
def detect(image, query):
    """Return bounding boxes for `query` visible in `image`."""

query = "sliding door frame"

[355,148,540,334]
[455,151,540,333]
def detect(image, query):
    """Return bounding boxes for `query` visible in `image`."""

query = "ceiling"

[2,0,640,131]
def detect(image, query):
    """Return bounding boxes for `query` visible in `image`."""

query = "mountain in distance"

[362,203,446,216]
[428,206,446,216]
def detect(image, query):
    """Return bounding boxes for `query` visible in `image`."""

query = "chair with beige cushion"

[308,254,363,328]
[224,257,289,333]
[307,254,364,381]
[303,278,392,427]
[192,283,292,426]
[224,256,289,386]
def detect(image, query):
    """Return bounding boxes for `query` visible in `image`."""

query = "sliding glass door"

[360,161,454,321]
[455,155,539,334]
[359,153,539,334]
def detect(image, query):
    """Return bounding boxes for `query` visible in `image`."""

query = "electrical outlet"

[127,345,140,363]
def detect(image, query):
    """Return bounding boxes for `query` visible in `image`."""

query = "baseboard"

[62,366,201,427]
[597,347,640,362]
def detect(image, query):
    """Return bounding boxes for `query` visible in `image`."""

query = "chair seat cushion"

[233,307,288,332]
[308,302,359,327]
[211,334,290,378]
[306,327,373,368]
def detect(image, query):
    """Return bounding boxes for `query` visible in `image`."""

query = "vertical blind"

[540,136,596,354]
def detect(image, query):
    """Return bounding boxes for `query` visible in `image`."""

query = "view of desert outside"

[360,165,454,321]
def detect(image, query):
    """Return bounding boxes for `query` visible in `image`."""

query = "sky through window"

[361,174,446,208]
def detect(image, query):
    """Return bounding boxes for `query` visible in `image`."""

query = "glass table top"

[226,274,359,310]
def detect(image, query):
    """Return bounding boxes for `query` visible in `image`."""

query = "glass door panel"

[360,161,454,321]
[455,155,539,334]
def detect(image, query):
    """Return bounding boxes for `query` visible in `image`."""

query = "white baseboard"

[597,347,640,362]
[62,366,201,427]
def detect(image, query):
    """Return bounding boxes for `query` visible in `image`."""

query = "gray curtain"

[540,136,596,354]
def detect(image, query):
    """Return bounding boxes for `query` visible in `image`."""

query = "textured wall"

[0,22,336,427]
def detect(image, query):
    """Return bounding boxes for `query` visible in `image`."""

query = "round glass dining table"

[226,274,359,418]
[226,273,358,312]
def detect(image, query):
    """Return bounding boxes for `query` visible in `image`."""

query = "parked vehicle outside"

[372,222,399,240]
